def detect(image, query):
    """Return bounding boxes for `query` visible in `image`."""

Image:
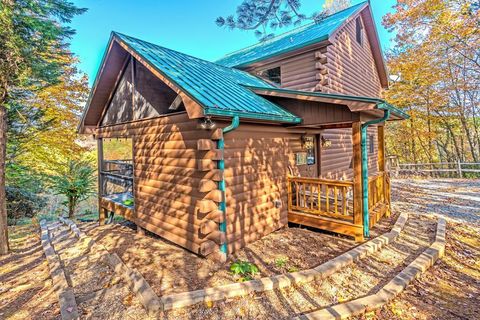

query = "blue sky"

[70,0,397,85]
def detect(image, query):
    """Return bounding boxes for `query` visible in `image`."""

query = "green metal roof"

[114,32,301,123]
[216,2,367,68]
[246,86,410,120]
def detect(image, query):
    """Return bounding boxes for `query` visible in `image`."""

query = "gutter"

[217,116,240,256]
[360,105,390,238]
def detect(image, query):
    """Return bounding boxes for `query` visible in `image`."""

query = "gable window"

[258,66,281,85]
[355,17,363,45]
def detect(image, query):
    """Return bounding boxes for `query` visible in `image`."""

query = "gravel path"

[392,179,480,225]
[49,224,151,319]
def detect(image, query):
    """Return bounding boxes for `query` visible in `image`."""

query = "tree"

[51,160,96,219]
[215,0,351,41]
[383,0,479,164]
[323,0,351,15]
[0,0,86,254]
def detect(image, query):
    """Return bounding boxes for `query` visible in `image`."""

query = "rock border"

[40,220,79,320]
[294,217,447,320]
[57,218,162,315]
[160,212,409,311]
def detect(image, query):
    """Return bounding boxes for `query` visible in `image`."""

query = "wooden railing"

[287,176,354,223]
[368,172,386,210]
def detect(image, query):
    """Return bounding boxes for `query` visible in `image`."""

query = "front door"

[296,135,318,178]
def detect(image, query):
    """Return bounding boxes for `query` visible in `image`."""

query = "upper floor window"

[355,17,363,46]
[258,66,281,85]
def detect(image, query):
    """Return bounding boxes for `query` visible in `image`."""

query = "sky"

[69,0,397,86]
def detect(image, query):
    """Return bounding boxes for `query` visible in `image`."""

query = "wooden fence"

[388,161,480,178]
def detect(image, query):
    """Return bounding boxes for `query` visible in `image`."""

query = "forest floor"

[0,178,478,319]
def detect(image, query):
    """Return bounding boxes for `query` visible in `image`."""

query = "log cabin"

[78,1,408,260]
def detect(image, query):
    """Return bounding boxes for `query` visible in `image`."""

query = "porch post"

[352,122,363,233]
[377,125,390,216]
[377,125,385,172]
[97,138,106,225]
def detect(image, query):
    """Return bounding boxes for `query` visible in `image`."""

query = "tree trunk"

[68,197,75,219]
[0,104,9,255]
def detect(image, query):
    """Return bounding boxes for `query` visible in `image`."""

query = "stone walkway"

[49,223,151,319]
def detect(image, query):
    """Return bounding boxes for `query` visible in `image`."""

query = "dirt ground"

[78,210,397,298]
[0,178,478,319]
[362,179,480,320]
[0,223,60,319]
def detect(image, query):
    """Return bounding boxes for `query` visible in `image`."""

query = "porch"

[286,122,391,242]
[287,172,391,241]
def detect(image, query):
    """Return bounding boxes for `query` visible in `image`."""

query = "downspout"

[360,106,390,238]
[217,116,240,256]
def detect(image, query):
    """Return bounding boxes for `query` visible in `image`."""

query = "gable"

[216,2,367,68]
[216,2,388,90]
[78,33,302,133]
[100,57,183,126]
[325,13,383,96]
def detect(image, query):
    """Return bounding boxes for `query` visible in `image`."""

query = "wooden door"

[296,135,318,178]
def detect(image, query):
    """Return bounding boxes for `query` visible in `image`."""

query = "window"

[100,138,134,207]
[355,17,363,45]
[369,134,374,154]
[258,66,281,85]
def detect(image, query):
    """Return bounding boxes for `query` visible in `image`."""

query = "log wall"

[320,126,378,180]
[325,16,383,97]
[221,122,308,252]
[96,113,224,256]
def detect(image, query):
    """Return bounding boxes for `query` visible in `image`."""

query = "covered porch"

[286,124,390,242]
[251,87,405,241]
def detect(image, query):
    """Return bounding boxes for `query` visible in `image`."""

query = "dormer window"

[258,66,281,85]
[355,17,363,45]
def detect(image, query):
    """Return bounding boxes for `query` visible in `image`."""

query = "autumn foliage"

[383,0,480,163]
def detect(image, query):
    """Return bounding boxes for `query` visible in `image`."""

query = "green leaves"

[229,260,260,282]
[50,160,96,218]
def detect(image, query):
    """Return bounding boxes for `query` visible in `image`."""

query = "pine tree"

[0,0,86,254]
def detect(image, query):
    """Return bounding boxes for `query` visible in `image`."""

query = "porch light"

[321,136,332,148]
[301,135,314,150]
[200,117,216,130]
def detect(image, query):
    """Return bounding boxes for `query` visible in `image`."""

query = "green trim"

[246,86,410,120]
[360,109,391,238]
[203,107,302,124]
[217,116,240,256]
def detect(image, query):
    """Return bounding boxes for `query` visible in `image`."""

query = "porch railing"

[287,176,354,223]
[368,172,386,210]
[287,171,390,227]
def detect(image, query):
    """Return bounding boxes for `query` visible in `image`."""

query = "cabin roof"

[215,2,367,68]
[79,32,302,131]
[247,86,409,121]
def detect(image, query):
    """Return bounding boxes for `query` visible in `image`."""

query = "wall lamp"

[199,116,216,130]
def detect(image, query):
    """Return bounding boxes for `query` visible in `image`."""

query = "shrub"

[6,186,45,225]
[229,260,259,282]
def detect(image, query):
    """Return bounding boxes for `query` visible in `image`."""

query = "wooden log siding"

[320,126,378,180]
[248,50,319,91]
[325,16,382,97]
[96,113,225,256]
[221,122,305,252]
